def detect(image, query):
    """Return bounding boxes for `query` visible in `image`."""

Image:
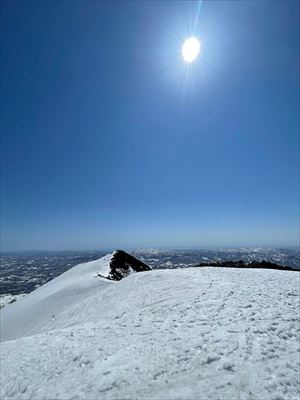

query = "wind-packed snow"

[1,256,299,400]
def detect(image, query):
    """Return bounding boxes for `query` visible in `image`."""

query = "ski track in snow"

[1,267,300,400]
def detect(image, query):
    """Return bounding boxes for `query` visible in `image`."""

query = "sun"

[182,37,201,63]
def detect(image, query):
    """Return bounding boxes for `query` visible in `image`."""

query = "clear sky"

[1,0,299,251]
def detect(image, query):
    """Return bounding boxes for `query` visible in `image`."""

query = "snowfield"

[1,255,299,400]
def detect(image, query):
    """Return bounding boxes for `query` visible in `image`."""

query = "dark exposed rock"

[194,259,295,271]
[98,250,152,281]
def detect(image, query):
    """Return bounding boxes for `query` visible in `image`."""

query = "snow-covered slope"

[1,257,299,400]
[1,251,151,342]
[0,294,26,309]
[0,253,114,341]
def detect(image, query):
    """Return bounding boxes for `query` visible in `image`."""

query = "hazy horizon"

[1,243,299,254]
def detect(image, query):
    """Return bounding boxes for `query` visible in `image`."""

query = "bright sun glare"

[182,37,201,63]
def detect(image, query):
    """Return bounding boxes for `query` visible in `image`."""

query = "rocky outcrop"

[98,250,152,281]
[194,259,295,271]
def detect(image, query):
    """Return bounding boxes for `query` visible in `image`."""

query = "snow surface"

[1,253,114,341]
[1,255,300,400]
[0,294,26,309]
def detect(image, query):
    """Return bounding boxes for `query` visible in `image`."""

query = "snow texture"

[1,253,114,341]
[0,294,26,309]
[1,255,299,400]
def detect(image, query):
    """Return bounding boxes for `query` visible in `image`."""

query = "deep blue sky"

[1,0,299,251]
